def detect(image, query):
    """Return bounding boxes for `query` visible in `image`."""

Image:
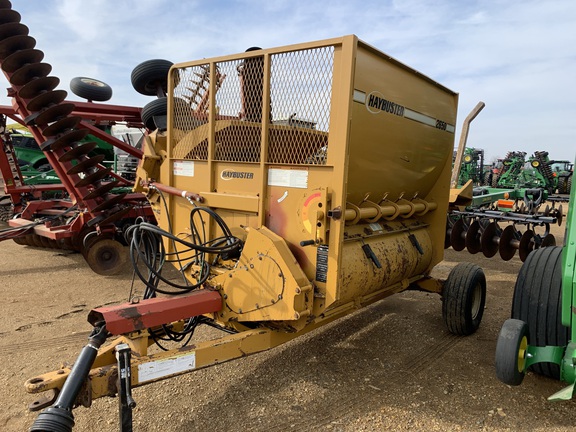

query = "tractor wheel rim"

[517,335,528,372]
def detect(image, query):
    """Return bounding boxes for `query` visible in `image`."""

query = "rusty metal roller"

[30,233,44,248]
[90,206,131,227]
[26,89,67,112]
[91,193,128,213]
[66,154,106,175]
[43,116,81,137]
[518,230,534,262]
[0,8,19,25]
[38,235,57,249]
[57,236,76,251]
[464,220,482,254]
[0,33,35,60]
[12,234,28,245]
[82,181,120,200]
[480,221,501,258]
[1,47,43,72]
[0,22,29,45]
[18,75,59,99]
[449,218,467,252]
[26,102,75,126]
[74,167,112,188]
[8,61,51,85]
[498,225,519,261]
[40,128,88,151]
[58,141,98,162]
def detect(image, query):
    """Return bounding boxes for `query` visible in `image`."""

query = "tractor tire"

[35,162,52,172]
[141,97,167,131]
[131,59,173,96]
[70,77,112,102]
[557,176,566,194]
[442,262,486,335]
[511,246,568,379]
[495,319,529,386]
[483,171,492,187]
[491,174,499,188]
[568,176,573,194]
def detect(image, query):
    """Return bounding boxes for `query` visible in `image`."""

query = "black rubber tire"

[483,171,492,187]
[557,176,566,194]
[131,59,173,96]
[70,77,112,101]
[35,161,51,172]
[491,174,499,187]
[141,97,167,130]
[568,176,572,194]
[495,318,529,386]
[511,246,567,379]
[442,262,486,335]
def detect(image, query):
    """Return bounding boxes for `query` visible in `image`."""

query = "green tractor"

[551,160,573,194]
[457,147,485,186]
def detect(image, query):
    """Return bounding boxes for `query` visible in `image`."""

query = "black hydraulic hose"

[30,325,109,432]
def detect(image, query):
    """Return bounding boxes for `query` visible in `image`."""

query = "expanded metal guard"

[171,46,334,165]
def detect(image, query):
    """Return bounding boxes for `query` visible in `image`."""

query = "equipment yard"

[1,3,575,430]
[1,219,574,432]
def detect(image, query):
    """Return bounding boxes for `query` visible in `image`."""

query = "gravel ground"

[0,220,575,431]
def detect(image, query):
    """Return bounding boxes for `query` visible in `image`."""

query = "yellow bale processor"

[28,35,486,430]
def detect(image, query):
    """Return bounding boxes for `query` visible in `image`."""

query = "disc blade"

[480,222,499,258]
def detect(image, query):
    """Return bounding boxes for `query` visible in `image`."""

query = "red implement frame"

[87,290,223,335]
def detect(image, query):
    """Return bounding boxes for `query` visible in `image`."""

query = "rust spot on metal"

[117,306,145,331]
[107,369,119,397]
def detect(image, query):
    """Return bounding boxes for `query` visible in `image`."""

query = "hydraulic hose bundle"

[124,206,243,349]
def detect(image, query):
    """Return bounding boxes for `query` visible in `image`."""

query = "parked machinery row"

[464,148,573,195]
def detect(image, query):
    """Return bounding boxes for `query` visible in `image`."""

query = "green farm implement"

[495,163,576,399]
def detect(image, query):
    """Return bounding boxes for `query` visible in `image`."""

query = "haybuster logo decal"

[366,91,405,116]
[220,169,254,180]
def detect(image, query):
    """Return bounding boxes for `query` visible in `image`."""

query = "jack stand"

[116,343,136,432]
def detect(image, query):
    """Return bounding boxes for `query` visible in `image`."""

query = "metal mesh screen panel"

[213,58,263,162]
[172,64,211,160]
[268,46,333,165]
[170,46,334,165]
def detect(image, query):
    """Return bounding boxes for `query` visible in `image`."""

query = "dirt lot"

[0,220,575,431]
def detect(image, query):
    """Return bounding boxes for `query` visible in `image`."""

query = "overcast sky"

[4,0,575,163]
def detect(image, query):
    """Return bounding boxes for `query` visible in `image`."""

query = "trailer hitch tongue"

[29,324,109,432]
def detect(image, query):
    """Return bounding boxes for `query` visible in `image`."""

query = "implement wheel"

[83,238,127,276]
[495,319,529,385]
[131,59,173,96]
[70,77,112,101]
[141,97,167,130]
[511,246,567,379]
[442,262,486,335]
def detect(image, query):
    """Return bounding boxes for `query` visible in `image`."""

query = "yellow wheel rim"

[517,335,528,372]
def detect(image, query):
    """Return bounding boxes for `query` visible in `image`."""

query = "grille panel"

[171,46,334,165]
